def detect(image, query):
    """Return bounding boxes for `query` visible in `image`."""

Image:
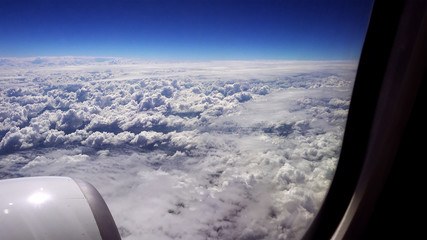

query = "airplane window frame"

[302,0,427,239]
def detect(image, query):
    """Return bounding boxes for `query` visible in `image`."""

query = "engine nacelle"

[0,176,121,240]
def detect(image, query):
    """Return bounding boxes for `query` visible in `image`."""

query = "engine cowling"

[0,176,121,240]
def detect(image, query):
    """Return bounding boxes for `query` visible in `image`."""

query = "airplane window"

[0,0,373,239]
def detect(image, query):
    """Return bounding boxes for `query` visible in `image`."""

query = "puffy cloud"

[138,94,167,111]
[43,129,66,146]
[56,109,89,133]
[0,104,28,131]
[0,58,356,240]
[0,126,42,152]
[0,127,25,152]
[161,87,174,98]
[131,131,167,147]
[234,92,253,102]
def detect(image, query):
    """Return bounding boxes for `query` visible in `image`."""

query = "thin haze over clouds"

[0,0,373,60]
[0,57,357,239]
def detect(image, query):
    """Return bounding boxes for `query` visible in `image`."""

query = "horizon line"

[0,56,360,62]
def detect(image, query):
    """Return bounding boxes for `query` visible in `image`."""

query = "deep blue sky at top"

[0,0,373,60]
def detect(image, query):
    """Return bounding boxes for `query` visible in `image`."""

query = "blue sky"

[0,0,373,60]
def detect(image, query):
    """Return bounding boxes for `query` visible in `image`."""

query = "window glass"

[0,0,373,239]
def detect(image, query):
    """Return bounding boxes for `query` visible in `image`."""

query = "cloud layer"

[0,57,356,240]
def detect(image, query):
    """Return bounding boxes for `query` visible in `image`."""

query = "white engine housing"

[0,176,121,240]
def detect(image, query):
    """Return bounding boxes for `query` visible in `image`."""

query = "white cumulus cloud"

[0,57,357,240]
